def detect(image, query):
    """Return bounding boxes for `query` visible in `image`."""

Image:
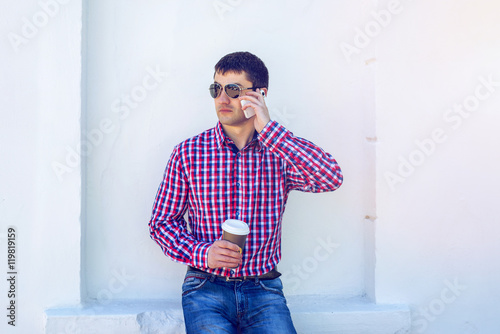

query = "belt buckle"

[225,276,244,282]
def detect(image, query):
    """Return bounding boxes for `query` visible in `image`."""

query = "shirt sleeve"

[257,120,343,193]
[148,145,211,268]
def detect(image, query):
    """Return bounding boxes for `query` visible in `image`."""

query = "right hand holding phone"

[239,89,270,133]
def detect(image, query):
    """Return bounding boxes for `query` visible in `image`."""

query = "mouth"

[218,108,233,113]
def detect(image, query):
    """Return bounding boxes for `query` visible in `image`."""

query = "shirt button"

[236,182,240,187]
[236,211,240,217]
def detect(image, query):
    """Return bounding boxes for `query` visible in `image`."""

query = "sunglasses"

[209,83,256,99]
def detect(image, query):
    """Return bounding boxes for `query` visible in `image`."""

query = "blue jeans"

[182,270,297,334]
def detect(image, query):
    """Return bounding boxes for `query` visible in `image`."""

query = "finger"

[218,261,239,269]
[217,254,242,264]
[243,92,263,102]
[211,245,242,263]
[239,97,257,108]
[218,249,243,261]
[208,255,240,269]
[214,254,242,268]
[216,240,242,253]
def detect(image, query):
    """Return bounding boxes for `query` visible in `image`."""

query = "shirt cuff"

[257,120,289,150]
[191,242,212,269]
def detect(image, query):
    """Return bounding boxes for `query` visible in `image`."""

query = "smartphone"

[242,90,266,119]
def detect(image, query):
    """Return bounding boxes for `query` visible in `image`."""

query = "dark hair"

[214,51,269,89]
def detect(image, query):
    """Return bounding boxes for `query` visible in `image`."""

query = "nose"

[216,88,231,104]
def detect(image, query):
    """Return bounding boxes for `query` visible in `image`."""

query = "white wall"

[1,0,500,333]
[373,0,500,333]
[83,0,372,301]
[1,0,83,333]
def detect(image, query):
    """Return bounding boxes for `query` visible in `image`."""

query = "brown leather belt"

[188,266,281,282]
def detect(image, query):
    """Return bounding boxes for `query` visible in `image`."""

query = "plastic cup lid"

[222,219,250,235]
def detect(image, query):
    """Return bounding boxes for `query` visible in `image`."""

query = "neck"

[221,123,256,150]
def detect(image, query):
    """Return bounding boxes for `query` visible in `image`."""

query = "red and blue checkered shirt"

[149,120,343,277]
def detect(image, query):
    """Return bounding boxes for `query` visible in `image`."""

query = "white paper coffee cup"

[222,219,250,251]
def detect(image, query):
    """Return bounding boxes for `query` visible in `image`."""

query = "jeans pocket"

[258,277,285,296]
[182,275,209,297]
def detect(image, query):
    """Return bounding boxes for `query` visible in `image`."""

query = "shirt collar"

[214,122,262,151]
[214,121,227,150]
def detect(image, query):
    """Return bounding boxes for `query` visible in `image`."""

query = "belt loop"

[210,274,216,283]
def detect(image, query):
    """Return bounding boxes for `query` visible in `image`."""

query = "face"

[213,71,254,128]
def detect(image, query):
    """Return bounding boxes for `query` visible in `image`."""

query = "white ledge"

[287,295,411,334]
[45,296,410,334]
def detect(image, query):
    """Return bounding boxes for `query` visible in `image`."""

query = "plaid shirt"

[149,120,343,277]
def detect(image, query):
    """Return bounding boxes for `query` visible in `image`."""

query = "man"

[149,51,343,333]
